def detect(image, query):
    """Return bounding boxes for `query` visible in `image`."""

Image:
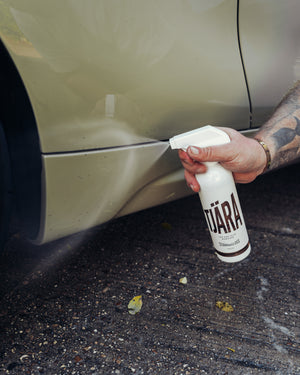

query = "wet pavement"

[0,164,299,374]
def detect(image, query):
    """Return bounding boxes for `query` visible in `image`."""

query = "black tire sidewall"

[0,122,12,251]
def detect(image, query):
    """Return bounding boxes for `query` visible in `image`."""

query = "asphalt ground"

[0,163,299,375]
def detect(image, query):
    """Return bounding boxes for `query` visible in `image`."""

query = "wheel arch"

[0,38,42,240]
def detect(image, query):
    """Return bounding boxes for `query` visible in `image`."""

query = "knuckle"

[201,146,214,160]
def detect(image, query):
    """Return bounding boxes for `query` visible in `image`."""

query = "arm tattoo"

[271,148,300,170]
[257,80,300,170]
[269,115,300,169]
[272,116,300,149]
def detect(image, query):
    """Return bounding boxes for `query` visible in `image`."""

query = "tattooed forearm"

[275,80,300,109]
[272,116,300,149]
[271,147,300,170]
[255,81,300,171]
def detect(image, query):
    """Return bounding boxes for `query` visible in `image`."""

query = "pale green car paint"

[2,0,249,153]
[0,0,299,243]
[239,0,300,126]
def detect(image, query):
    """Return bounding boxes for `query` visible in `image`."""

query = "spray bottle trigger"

[169,125,230,150]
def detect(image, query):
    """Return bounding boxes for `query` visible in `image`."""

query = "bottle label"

[200,190,249,258]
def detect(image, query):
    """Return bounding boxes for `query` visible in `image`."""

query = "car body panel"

[239,0,300,126]
[38,129,258,244]
[1,0,249,153]
[38,142,187,243]
[1,1,299,244]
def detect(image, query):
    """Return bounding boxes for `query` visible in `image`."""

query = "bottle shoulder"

[195,164,233,186]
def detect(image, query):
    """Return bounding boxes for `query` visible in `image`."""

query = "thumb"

[187,144,233,163]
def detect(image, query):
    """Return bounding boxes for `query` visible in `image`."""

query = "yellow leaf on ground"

[179,277,187,284]
[227,347,236,352]
[128,295,143,315]
[215,301,234,312]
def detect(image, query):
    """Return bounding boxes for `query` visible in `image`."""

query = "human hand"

[178,127,267,192]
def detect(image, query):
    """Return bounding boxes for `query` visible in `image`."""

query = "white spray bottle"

[169,125,251,263]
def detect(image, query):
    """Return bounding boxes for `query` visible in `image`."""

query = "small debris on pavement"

[179,276,187,284]
[215,301,234,312]
[128,295,143,315]
[227,347,236,352]
[20,354,30,362]
[74,355,83,363]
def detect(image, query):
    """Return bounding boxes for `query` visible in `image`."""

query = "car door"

[3,0,250,153]
[238,0,300,127]
[0,0,252,244]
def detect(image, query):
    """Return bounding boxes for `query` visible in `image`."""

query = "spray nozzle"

[169,125,230,151]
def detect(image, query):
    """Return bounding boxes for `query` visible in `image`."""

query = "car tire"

[0,121,12,252]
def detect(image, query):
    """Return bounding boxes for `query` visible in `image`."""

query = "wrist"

[254,138,271,173]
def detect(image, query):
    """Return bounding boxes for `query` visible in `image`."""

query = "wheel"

[0,121,12,251]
